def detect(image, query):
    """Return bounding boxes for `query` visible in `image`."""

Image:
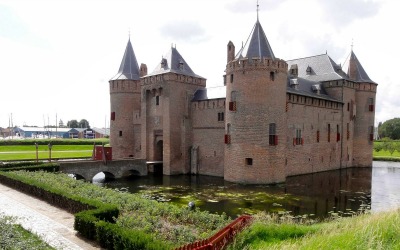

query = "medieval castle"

[108,14,377,184]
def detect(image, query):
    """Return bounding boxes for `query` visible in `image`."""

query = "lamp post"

[34,143,39,163]
[48,142,52,163]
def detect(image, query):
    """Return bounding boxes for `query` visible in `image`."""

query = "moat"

[95,161,400,218]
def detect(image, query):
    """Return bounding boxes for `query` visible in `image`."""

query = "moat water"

[95,161,400,219]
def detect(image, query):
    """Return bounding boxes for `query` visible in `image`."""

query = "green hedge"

[373,156,400,162]
[1,162,46,168]
[0,166,172,249]
[0,163,59,172]
[96,221,169,250]
[0,139,109,146]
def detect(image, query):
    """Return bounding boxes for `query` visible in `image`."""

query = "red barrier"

[175,215,252,250]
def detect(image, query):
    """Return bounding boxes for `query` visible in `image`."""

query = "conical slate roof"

[148,46,205,79]
[110,39,140,81]
[347,51,375,83]
[235,19,275,60]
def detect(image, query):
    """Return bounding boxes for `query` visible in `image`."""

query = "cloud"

[226,0,286,13]
[159,20,208,43]
[320,0,381,26]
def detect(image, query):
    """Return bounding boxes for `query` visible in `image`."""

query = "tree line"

[378,118,400,140]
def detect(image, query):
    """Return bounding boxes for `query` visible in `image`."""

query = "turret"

[224,17,288,184]
[109,38,142,159]
[348,50,377,167]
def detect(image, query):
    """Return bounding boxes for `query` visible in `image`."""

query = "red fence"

[175,215,252,250]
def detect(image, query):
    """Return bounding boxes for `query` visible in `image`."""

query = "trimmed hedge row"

[0,139,109,146]
[373,156,400,162]
[0,167,171,249]
[0,163,59,172]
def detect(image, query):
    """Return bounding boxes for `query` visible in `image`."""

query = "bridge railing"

[175,214,252,250]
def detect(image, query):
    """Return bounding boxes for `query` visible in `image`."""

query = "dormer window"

[179,59,184,70]
[161,58,167,69]
[289,79,299,90]
[306,66,312,75]
[289,64,298,76]
[311,84,321,94]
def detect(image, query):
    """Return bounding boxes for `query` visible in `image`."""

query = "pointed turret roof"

[235,19,275,60]
[347,50,375,83]
[111,39,140,81]
[148,46,205,79]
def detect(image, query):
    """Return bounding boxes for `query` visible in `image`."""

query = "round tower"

[348,51,377,167]
[224,19,288,184]
[109,39,141,159]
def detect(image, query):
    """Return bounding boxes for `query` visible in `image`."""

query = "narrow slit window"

[156,96,160,106]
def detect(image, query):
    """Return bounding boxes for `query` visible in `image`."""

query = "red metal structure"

[175,215,252,250]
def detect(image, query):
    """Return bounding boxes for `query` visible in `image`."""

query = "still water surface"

[100,161,400,218]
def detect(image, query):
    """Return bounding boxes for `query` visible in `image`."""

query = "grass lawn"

[229,210,400,249]
[0,145,93,161]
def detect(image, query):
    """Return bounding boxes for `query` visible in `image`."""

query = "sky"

[0,0,398,129]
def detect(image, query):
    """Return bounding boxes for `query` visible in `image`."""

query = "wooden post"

[48,142,52,163]
[35,143,39,163]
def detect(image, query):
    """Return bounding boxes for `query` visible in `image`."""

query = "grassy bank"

[229,210,400,249]
[0,213,54,249]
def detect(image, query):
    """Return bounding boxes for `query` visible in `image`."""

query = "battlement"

[142,72,206,87]
[322,79,377,93]
[109,80,140,94]
[227,57,288,73]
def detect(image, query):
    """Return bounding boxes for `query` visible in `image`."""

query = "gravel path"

[0,183,100,250]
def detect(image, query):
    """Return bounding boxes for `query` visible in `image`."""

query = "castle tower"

[224,16,288,184]
[348,50,377,166]
[109,38,142,159]
[141,46,206,175]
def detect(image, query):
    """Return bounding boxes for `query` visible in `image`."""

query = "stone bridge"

[59,159,147,181]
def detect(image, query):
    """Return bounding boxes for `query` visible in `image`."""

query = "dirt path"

[0,183,100,250]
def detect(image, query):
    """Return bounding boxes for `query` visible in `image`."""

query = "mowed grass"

[0,145,93,161]
[229,210,400,250]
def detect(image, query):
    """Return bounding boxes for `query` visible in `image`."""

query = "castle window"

[218,112,225,121]
[269,123,278,146]
[369,126,374,142]
[245,158,253,166]
[270,71,275,81]
[337,124,341,142]
[119,131,122,137]
[225,123,231,144]
[328,124,331,142]
[230,74,234,83]
[156,96,160,105]
[293,128,303,145]
[317,130,320,142]
[347,123,350,140]
[368,98,374,112]
[111,112,115,121]
[229,91,237,111]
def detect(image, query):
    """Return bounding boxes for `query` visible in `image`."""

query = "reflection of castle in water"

[285,167,372,217]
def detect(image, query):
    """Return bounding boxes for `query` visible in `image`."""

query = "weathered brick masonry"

[109,15,377,184]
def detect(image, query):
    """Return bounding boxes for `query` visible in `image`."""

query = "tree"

[379,118,400,140]
[78,119,90,129]
[67,119,79,128]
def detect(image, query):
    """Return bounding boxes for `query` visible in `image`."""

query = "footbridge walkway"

[59,159,147,181]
